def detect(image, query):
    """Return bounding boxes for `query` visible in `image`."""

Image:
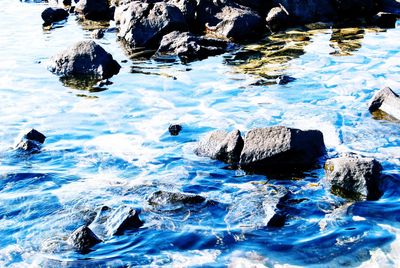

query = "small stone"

[276,75,296,85]
[91,29,105,39]
[168,124,182,136]
[67,225,102,252]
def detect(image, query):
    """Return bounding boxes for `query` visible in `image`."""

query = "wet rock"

[195,129,244,164]
[380,0,400,14]
[91,29,105,39]
[48,40,121,79]
[272,0,336,23]
[75,0,112,21]
[239,126,326,171]
[369,87,400,120]
[156,31,227,62]
[67,225,102,252]
[167,0,197,26]
[372,12,399,28]
[233,0,268,14]
[168,124,182,136]
[266,5,291,32]
[325,154,383,200]
[334,0,378,19]
[41,7,69,25]
[148,190,206,207]
[15,129,46,152]
[276,75,296,85]
[115,1,187,48]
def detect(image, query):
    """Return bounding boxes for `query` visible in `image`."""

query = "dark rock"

[156,31,227,62]
[239,126,326,171]
[148,190,206,206]
[24,129,46,144]
[266,5,291,32]
[195,129,244,164]
[325,154,383,200]
[115,1,188,48]
[15,129,46,152]
[233,0,269,14]
[276,75,296,85]
[168,124,182,136]
[334,0,378,19]
[62,0,72,6]
[372,12,399,28]
[48,40,121,79]
[167,0,197,26]
[267,212,286,227]
[272,0,336,23]
[380,0,400,14]
[75,0,112,21]
[41,7,69,25]
[369,87,400,120]
[91,29,105,39]
[67,225,102,252]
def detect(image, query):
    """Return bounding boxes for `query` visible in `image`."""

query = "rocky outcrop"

[369,87,400,120]
[68,225,102,252]
[156,31,227,62]
[239,126,326,171]
[41,7,69,25]
[195,129,244,164]
[148,190,206,207]
[325,155,383,200]
[75,0,112,21]
[48,40,120,79]
[15,129,46,153]
[115,1,187,48]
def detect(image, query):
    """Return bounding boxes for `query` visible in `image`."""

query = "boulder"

[48,40,121,79]
[67,225,102,252]
[41,7,69,25]
[380,0,400,14]
[368,87,400,120]
[167,0,197,26]
[156,31,227,62]
[324,155,383,200]
[334,0,378,18]
[266,5,291,32]
[115,1,188,48]
[168,124,182,136]
[75,0,112,21]
[239,126,326,171]
[148,190,206,207]
[15,129,46,152]
[272,0,336,23]
[371,12,399,28]
[195,129,244,164]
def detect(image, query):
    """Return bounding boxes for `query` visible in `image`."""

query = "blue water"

[1,1,400,267]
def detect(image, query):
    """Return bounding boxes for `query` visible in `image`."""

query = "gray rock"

[75,0,112,21]
[380,0,400,14]
[325,155,383,200]
[156,31,227,62]
[239,126,326,171]
[148,190,206,207]
[372,12,399,28]
[266,5,291,32]
[15,129,46,152]
[67,225,102,252]
[48,40,121,79]
[195,129,244,164]
[369,87,400,120]
[41,7,69,25]
[115,1,187,48]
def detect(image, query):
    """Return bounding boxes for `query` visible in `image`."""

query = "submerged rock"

[48,40,121,79]
[67,225,102,252]
[75,0,112,21]
[15,129,46,152]
[239,126,326,171]
[195,129,244,164]
[41,7,69,25]
[324,154,383,200]
[148,190,206,207]
[115,1,187,48]
[369,87,400,120]
[168,124,182,136]
[156,31,227,62]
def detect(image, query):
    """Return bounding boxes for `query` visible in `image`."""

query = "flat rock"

[369,87,400,120]
[75,0,112,21]
[195,129,244,164]
[41,7,69,25]
[239,126,326,171]
[48,40,121,79]
[325,154,383,200]
[67,225,102,252]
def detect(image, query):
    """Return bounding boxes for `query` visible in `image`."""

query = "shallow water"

[1,1,400,267]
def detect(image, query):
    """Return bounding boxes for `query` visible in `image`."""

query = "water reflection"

[330,28,366,56]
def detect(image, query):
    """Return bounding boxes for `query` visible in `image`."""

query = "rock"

[276,75,296,85]
[41,7,69,25]
[372,12,399,28]
[115,1,187,48]
[168,124,182,136]
[148,190,206,207]
[195,129,244,164]
[67,225,102,252]
[380,0,400,14]
[233,0,269,14]
[75,0,112,21]
[334,0,378,19]
[48,40,121,79]
[324,155,383,200]
[369,87,400,120]
[156,31,227,62]
[15,129,46,152]
[266,5,291,32]
[167,0,197,26]
[239,126,326,171]
[272,0,336,23]
[91,29,105,39]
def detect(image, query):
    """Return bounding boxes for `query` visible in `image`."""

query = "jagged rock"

[156,31,227,62]
[372,12,399,28]
[195,129,244,164]
[115,1,187,48]
[239,126,326,171]
[67,225,102,252]
[15,129,46,152]
[48,40,121,79]
[41,7,69,25]
[369,87,400,120]
[266,5,291,32]
[168,124,182,136]
[325,154,383,200]
[148,190,206,207]
[75,0,112,21]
